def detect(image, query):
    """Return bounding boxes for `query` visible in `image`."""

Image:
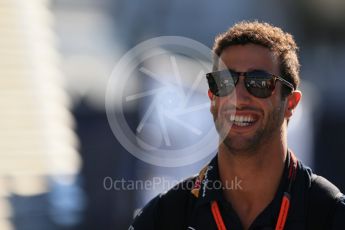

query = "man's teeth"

[229,115,255,126]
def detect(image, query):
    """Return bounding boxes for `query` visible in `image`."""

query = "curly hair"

[212,21,300,96]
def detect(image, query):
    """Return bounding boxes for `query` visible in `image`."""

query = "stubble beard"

[214,104,285,156]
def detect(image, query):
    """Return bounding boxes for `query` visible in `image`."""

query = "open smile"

[224,112,261,131]
[229,114,256,127]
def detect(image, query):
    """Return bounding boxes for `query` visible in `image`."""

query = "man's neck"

[217,141,287,229]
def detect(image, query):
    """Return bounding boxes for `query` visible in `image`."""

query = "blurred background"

[1,0,345,229]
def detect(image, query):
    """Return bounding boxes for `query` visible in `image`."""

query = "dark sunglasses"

[206,69,295,98]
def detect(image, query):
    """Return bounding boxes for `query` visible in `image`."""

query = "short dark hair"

[212,21,300,97]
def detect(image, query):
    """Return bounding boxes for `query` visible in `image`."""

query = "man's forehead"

[217,44,280,74]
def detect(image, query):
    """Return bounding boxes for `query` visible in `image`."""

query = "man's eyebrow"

[220,68,267,73]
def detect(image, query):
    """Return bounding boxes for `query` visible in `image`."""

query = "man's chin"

[223,140,253,154]
[221,132,264,155]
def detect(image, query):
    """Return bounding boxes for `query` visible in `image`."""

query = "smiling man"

[129,21,345,230]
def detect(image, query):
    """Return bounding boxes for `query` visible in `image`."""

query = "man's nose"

[233,76,251,102]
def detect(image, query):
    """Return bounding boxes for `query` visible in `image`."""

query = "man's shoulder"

[129,176,198,229]
[154,175,198,209]
[310,175,345,229]
[303,166,345,229]
[298,161,344,208]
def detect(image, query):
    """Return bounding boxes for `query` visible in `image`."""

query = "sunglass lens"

[206,70,236,97]
[245,71,275,98]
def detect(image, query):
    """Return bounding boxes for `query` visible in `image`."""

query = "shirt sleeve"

[128,195,160,230]
[331,195,345,229]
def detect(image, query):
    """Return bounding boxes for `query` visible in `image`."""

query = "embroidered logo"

[201,165,213,198]
[191,165,213,198]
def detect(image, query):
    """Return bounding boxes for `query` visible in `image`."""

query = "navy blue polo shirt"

[129,154,345,230]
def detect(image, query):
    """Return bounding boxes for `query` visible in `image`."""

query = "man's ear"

[208,90,217,112]
[285,90,302,118]
[208,89,213,100]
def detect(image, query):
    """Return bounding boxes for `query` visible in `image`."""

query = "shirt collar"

[194,154,225,207]
[192,151,307,228]
[193,152,292,209]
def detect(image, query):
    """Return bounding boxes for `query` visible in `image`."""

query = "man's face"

[210,44,288,154]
